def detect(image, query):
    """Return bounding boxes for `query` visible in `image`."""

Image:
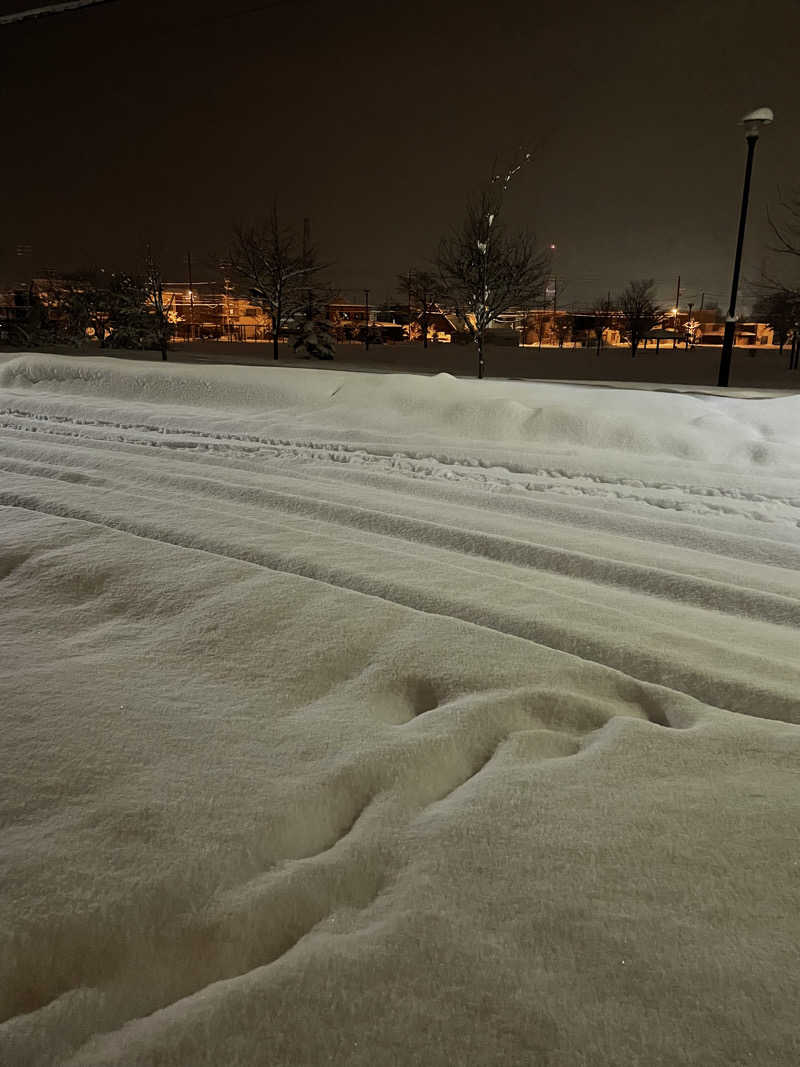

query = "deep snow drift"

[1,354,799,1066]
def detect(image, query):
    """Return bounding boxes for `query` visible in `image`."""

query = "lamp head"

[740,107,774,137]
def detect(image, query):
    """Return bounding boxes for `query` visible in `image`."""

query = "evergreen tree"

[293,317,335,359]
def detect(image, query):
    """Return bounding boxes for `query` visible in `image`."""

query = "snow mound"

[2,353,800,470]
[0,353,338,410]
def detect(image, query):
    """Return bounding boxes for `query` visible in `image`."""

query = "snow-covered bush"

[293,319,335,360]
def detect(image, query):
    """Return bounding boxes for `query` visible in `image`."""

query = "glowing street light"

[717,107,773,387]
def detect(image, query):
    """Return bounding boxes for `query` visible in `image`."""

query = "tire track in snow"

[3,408,800,526]
[2,445,799,628]
[1,413,800,601]
[6,415,800,580]
[2,488,799,727]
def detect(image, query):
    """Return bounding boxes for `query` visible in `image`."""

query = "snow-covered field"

[1,352,799,1066]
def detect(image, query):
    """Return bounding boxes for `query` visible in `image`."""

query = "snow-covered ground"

[1,353,799,1066]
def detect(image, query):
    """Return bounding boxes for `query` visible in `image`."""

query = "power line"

[0,0,119,25]
[0,0,304,33]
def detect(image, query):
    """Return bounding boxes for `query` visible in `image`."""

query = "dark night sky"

[1,0,798,308]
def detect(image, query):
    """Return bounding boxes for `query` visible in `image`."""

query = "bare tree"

[768,188,800,262]
[591,294,617,356]
[618,279,661,358]
[227,206,325,361]
[553,313,573,348]
[525,308,550,349]
[764,189,800,369]
[437,174,549,378]
[144,247,174,361]
[400,268,442,348]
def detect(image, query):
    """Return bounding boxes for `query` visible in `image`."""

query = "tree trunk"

[477,329,485,379]
[422,311,428,348]
[161,345,167,361]
[273,302,280,361]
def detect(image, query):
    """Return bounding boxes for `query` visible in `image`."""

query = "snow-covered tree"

[227,207,325,362]
[436,156,548,379]
[104,273,154,350]
[293,317,335,360]
[55,269,145,348]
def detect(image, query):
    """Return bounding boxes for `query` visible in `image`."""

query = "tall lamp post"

[717,107,774,387]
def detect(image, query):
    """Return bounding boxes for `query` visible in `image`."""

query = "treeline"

[4,251,174,360]
[5,161,799,373]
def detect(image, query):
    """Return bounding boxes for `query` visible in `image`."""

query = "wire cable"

[0,0,119,25]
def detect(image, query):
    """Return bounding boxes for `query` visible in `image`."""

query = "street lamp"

[717,106,773,387]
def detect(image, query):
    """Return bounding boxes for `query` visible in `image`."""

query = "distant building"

[520,309,591,347]
[412,309,469,344]
[1,275,782,352]
[163,282,271,342]
[325,302,371,341]
[685,310,773,347]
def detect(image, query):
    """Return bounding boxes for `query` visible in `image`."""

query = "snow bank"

[2,353,799,471]
[0,352,341,411]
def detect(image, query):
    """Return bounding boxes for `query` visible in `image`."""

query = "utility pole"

[686,302,693,350]
[364,289,370,351]
[406,270,413,344]
[302,217,314,326]
[673,275,681,348]
[186,250,194,342]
